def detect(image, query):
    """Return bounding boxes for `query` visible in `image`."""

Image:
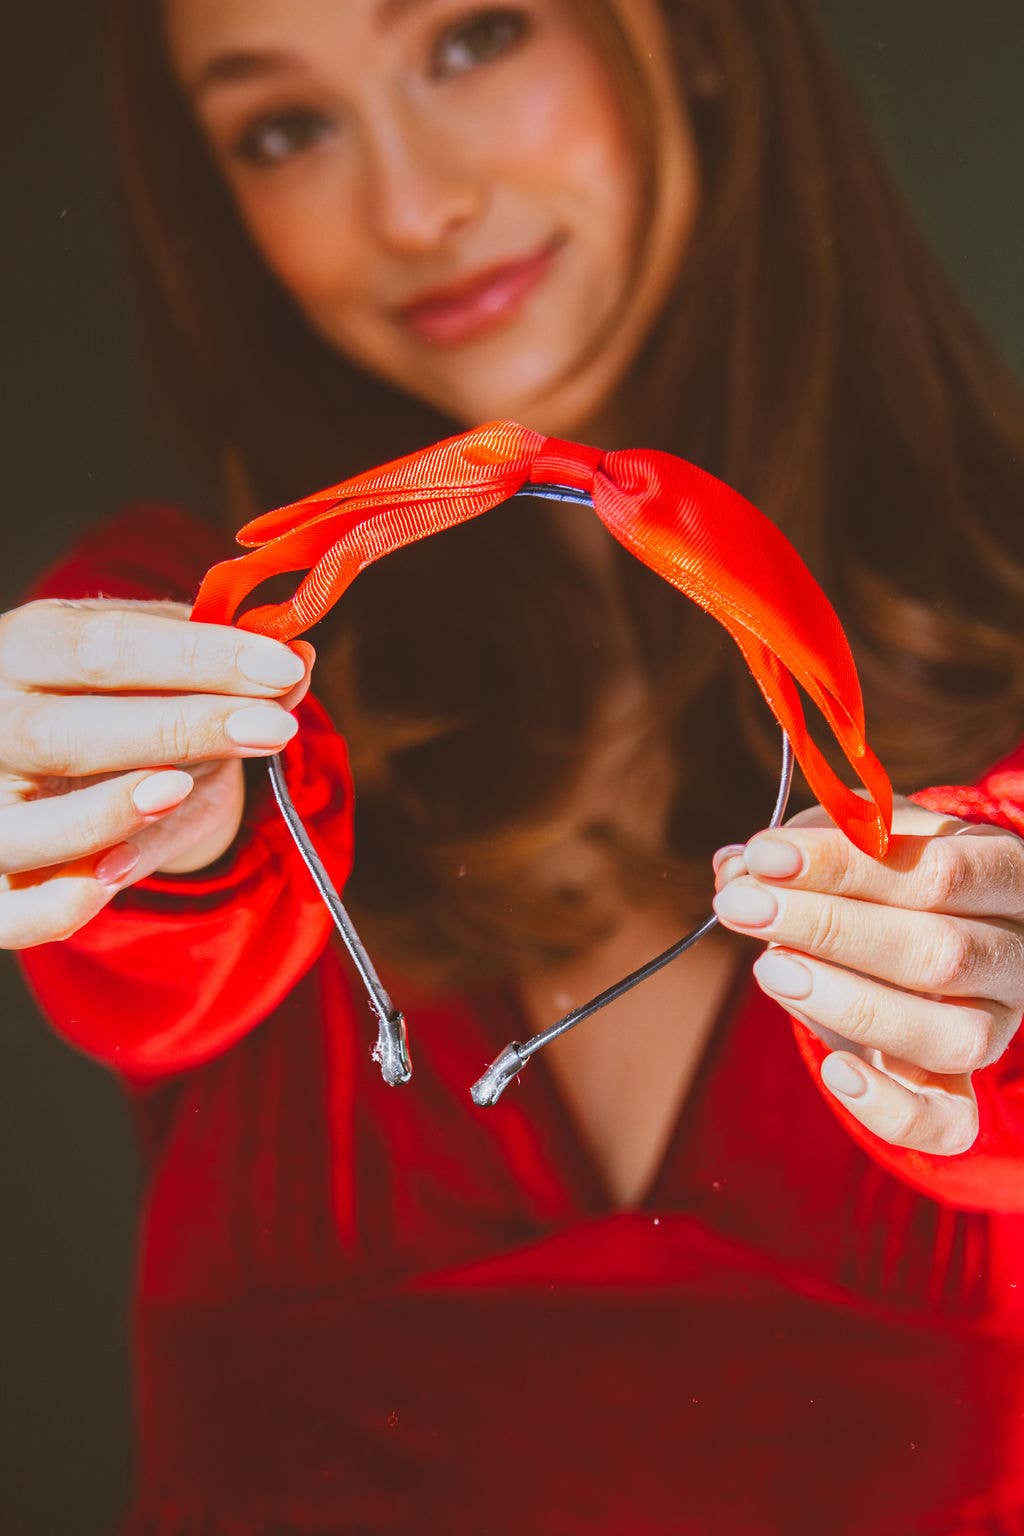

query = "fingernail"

[752,950,812,999]
[132,770,195,817]
[821,1055,868,1099]
[745,837,804,879]
[238,643,306,689]
[95,843,141,888]
[713,881,778,928]
[712,843,746,875]
[225,705,299,749]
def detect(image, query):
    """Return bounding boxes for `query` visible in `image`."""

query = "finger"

[744,823,1024,922]
[710,799,988,898]
[712,843,745,875]
[147,754,247,876]
[817,1050,979,1156]
[0,600,306,697]
[0,768,195,876]
[752,946,1016,1074]
[0,762,244,948]
[713,851,747,893]
[1,691,298,777]
[712,877,1024,1006]
[104,753,247,879]
[0,858,115,949]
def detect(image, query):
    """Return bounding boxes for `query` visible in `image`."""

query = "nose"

[362,113,483,256]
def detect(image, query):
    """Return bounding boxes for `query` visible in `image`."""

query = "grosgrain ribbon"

[192,420,892,857]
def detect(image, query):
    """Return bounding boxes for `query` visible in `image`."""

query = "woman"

[4,0,1024,1529]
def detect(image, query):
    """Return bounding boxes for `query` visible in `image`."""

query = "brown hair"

[107,0,1024,989]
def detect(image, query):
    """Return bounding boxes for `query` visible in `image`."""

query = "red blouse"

[17,505,1024,1535]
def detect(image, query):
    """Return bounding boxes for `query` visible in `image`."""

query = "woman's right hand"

[0,598,314,950]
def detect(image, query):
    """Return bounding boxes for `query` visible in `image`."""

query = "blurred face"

[164,0,698,436]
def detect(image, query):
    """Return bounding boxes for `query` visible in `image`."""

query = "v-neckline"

[481,947,756,1218]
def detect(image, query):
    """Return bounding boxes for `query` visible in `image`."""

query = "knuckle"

[1009,837,1024,909]
[156,705,201,764]
[880,1089,978,1157]
[882,1097,922,1149]
[824,840,861,899]
[1000,929,1024,997]
[14,700,75,778]
[926,920,974,992]
[77,798,121,853]
[173,623,207,677]
[154,697,212,763]
[983,836,1024,905]
[837,987,878,1045]
[803,899,845,958]
[919,841,969,911]
[72,609,130,687]
[944,1015,993,1075]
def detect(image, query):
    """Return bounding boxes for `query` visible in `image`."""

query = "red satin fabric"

[192,422,892,857]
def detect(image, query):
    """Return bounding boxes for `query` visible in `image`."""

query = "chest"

[515,917,744,1210]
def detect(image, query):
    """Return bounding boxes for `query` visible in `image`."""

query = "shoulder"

[24,502,234,608]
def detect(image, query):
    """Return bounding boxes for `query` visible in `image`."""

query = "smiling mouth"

[396,236,565,346]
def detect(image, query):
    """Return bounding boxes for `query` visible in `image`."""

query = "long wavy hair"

[107,0,1024,988]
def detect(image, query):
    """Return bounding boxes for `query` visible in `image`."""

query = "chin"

[417,347,606,436]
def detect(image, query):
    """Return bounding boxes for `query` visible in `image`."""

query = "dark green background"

[3,3,1022,1531]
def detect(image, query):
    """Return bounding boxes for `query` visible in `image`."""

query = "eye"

[430,6,533,79]
[232,107,334,168]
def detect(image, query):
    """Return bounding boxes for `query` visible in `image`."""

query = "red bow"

[192,421,893,857]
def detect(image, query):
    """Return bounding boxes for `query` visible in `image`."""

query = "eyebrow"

[189,49,300,101]
[373,0,441,23]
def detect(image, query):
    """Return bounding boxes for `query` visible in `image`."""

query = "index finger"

[742,823,1024,921]
[0,600,307,697]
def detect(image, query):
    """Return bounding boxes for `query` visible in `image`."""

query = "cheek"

[482,43,643,240]
[227,174,368,314]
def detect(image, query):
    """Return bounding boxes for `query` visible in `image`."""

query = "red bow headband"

[194,419,892,859]
[192,422,893,1098]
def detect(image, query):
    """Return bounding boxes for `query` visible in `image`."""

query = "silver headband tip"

[470,1043,529,1107]
[372,1013,413,1086]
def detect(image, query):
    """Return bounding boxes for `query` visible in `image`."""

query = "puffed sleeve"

[13,504,354,1081]
[793,741,1024,1213]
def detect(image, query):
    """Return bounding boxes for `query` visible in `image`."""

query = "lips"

[396,237,563,346]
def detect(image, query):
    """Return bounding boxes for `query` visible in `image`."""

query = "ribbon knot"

[531,435,603,491]
[191,419,892,856]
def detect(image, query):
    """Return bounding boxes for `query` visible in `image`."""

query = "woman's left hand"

[712,799,1024,1156]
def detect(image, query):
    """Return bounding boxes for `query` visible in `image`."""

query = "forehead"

[162,0,405,80]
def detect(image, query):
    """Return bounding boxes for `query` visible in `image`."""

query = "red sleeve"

[794,740,1024,1213]
[14,504,354,1082]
